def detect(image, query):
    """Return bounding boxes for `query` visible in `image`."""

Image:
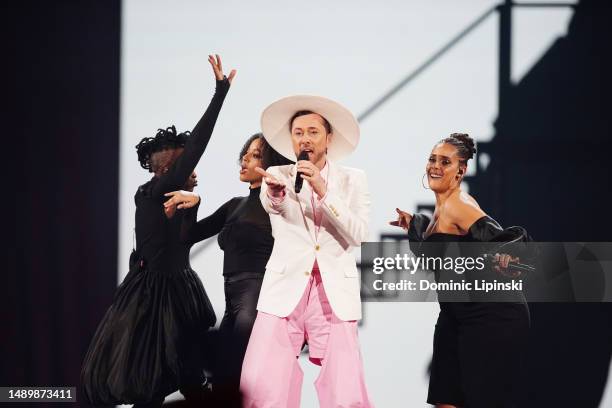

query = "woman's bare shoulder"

[443,190,485,223]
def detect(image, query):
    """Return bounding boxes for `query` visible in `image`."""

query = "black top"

[408,213,532,302]
[183,186,274,279]
[133,78,230,274]
[408,214,532,260]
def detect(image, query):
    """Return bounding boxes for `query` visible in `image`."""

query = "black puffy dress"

[408,214,531,408]
[182,186,273,400]
[80,78,230,406]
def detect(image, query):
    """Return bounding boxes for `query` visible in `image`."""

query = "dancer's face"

[426,143,465,192]
[184,170,198,192]
[151,147,198,191]
[290,113,331,168]
[240,138,264,185]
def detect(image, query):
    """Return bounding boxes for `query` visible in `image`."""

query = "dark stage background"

[7,1,120,407]
[467,1,612,405]
[6,1,612,407]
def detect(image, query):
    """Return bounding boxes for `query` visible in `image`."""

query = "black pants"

[214,275,263,405]
[427,302,530,407]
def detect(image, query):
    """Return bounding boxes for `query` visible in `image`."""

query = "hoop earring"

[422,173,430,190]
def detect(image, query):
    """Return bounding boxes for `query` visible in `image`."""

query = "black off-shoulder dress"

[80,78,230,406]
[409,214,531,408]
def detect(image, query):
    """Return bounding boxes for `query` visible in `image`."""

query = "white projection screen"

[119,1,611,406]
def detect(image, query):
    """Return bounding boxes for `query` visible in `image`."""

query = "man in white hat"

[239,95,374,407]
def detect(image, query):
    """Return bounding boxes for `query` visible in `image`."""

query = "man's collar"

[320,161,329,178]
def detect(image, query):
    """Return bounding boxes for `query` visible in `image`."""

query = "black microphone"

[294,150,309,193]
[507,262,535,274]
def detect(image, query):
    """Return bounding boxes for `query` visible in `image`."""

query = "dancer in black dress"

[80,55,235,407]
[390,133,531,408]
[163,133,292,406]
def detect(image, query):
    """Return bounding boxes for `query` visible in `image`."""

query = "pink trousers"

[239,267,374,408]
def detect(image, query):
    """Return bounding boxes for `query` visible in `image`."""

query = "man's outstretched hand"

[255,167,286,194]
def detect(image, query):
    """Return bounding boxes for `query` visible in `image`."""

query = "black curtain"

[6,2,120,407]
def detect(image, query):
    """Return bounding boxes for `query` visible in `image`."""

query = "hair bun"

[449,133,476,159]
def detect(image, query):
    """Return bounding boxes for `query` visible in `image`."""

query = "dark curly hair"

[239,133,294,168]
[439,132,477,165]
[135,125,191,172]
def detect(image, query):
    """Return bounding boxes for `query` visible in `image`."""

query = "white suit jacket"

[257,160,370,321]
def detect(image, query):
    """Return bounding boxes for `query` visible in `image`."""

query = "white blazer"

[257,160,370,321]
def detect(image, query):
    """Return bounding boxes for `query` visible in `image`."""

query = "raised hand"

[389,208,412,230]
[208,54,236,83]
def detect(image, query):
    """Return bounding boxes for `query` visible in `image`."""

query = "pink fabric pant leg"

[314,314,374,407]
[239,310,304,408]
[309,268,374,407]
[240,268,374,407]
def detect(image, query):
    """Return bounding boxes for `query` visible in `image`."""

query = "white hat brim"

[260,95,360,161]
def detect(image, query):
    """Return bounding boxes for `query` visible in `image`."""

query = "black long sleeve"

[151,78,231,197]
[181,198,239,245]
[468,215,534,261]
[183,187,273,278]
[467,215,531,242]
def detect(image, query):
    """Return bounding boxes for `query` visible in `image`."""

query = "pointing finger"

[255,167,273,178]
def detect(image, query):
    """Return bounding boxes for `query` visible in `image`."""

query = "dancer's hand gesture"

[208,54,236,83]
[389,208,412,230]
[163,190,201,218]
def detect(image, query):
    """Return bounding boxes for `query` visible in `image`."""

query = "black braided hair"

[439,132,477,164]
[135,125,191,171]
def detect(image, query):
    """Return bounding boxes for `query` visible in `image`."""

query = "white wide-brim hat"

[260,95,360,161]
